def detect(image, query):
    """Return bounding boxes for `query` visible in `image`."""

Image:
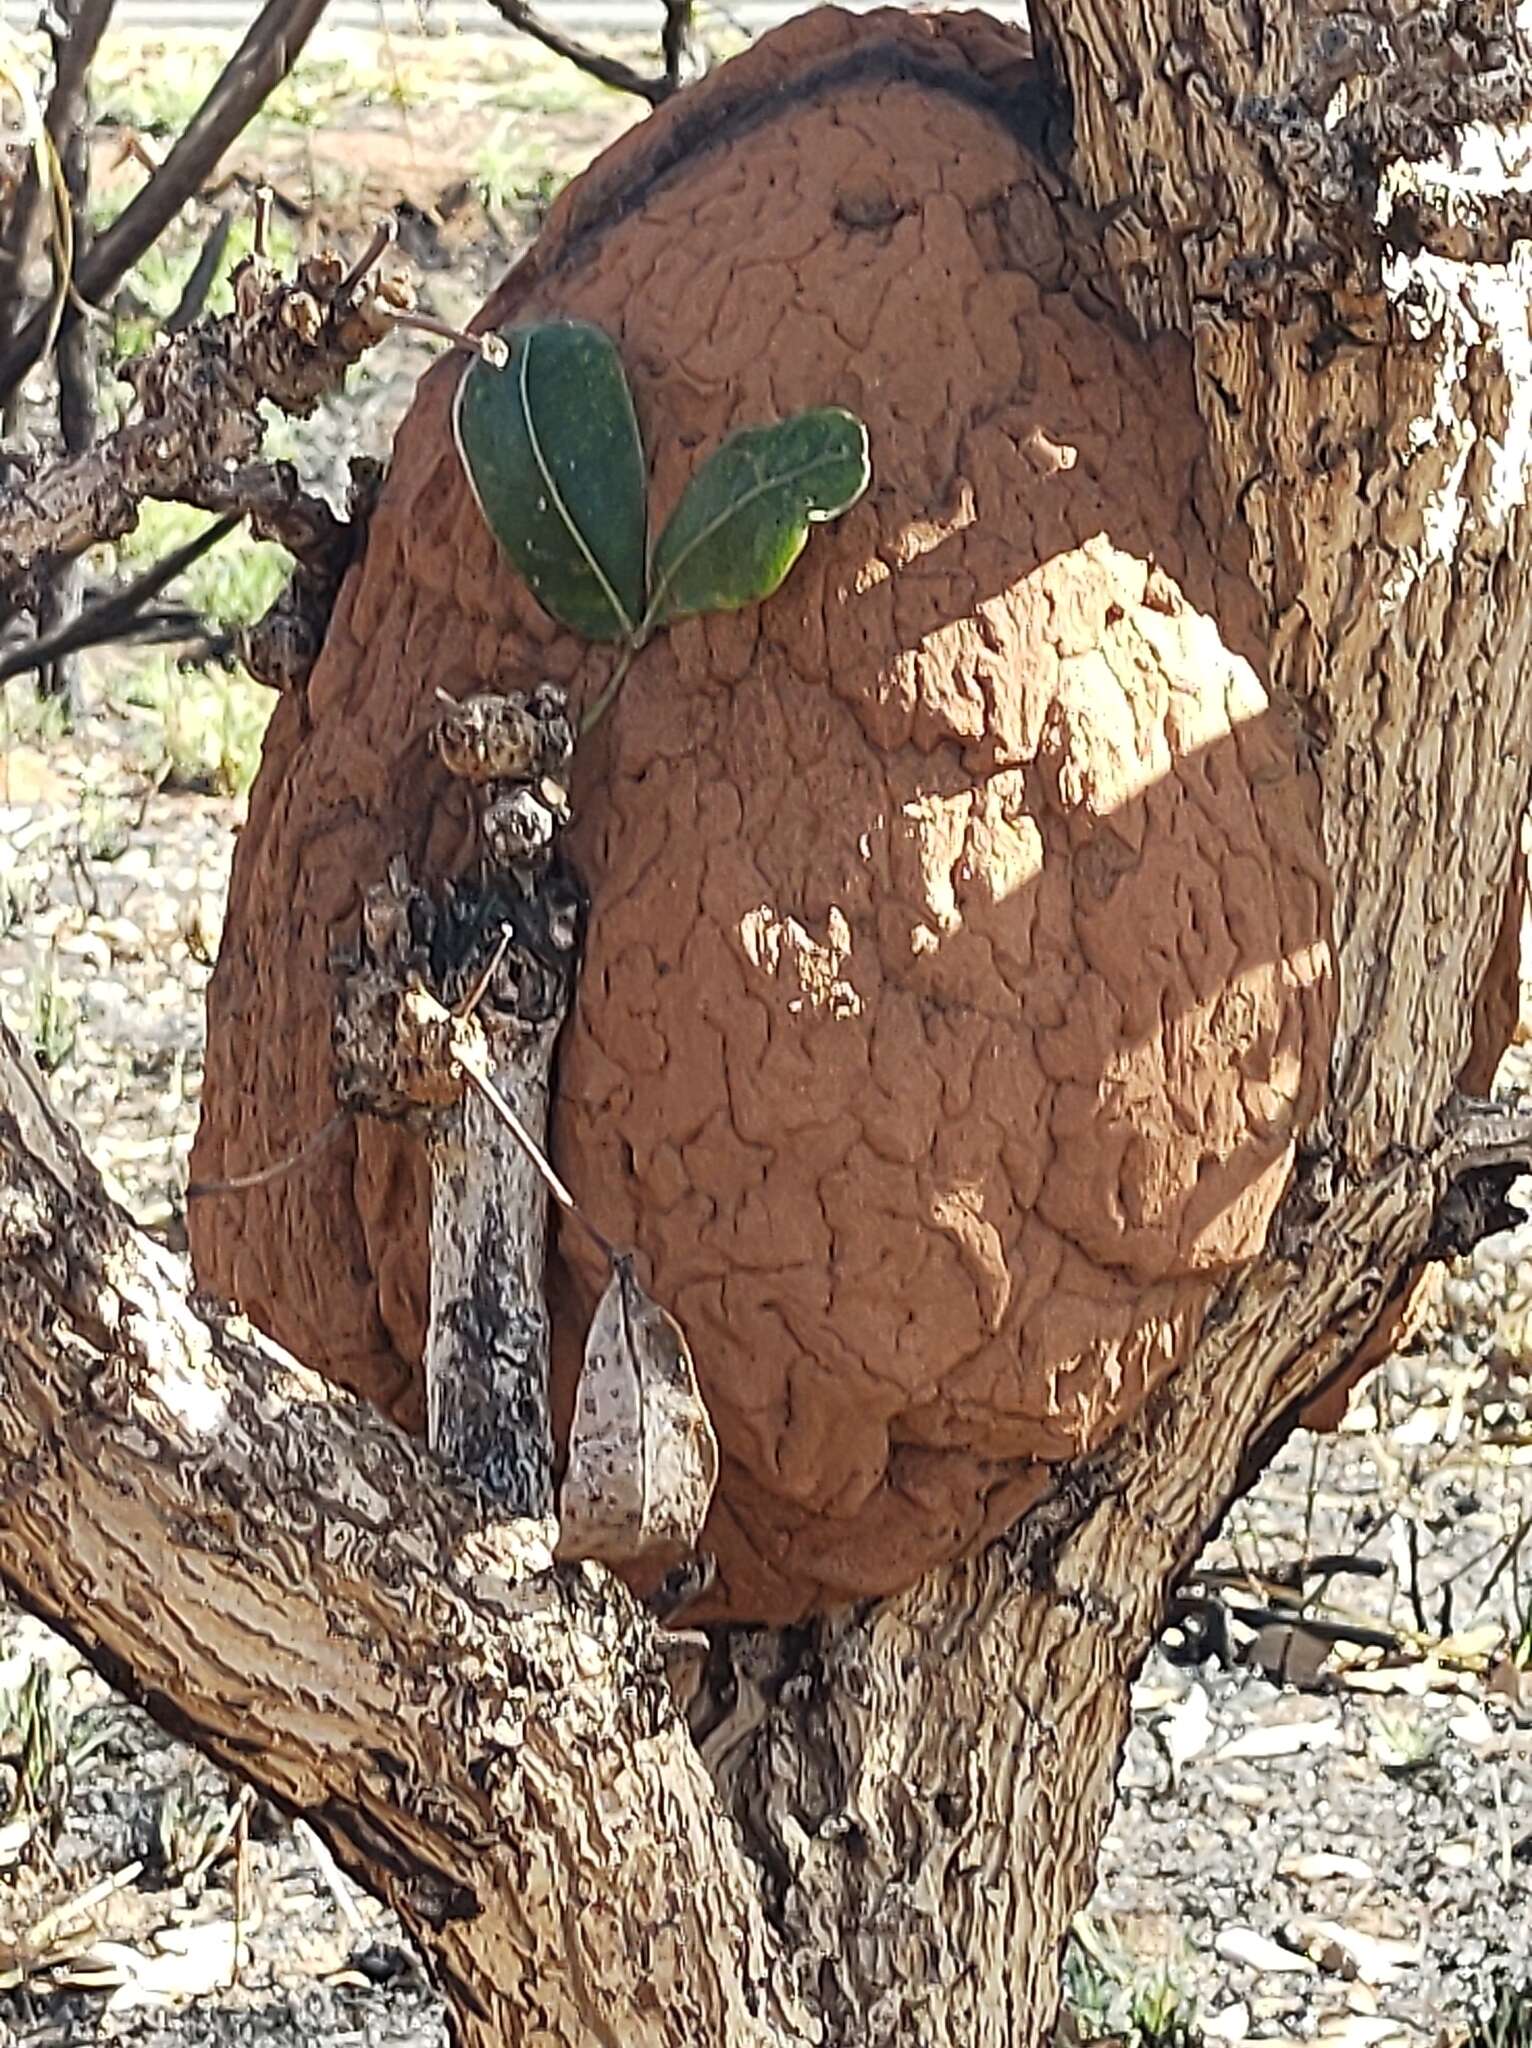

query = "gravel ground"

[4,29,1532,2047]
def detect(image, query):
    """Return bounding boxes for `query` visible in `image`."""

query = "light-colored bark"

[427,1038,561,1513]
[5,1014,1529,2047]
[1033,0,1532,1154]
[7,9,1532,2047]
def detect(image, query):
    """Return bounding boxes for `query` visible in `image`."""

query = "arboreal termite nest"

[191,4,1338,1622]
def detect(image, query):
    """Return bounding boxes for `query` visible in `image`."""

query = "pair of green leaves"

[452,318,870,657]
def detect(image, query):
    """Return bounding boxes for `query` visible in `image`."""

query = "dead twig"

[32,0,109,702]
[450,1036,618,1267]
[0,0,115,362]
[185,1109,351,1200]
[165,208,234,333]
[478,0,676,106]
[0,245,412,598]
[660,0,701,91]
[0,512,238,684]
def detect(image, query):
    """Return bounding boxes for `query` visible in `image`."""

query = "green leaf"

[452,320,647,643]
[647,408,870,628]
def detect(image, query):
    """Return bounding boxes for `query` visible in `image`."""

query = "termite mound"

[191,5,1336,1622]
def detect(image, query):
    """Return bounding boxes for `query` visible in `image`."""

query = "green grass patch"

[1063,1919,1203,2047]
[117,652,275,798]
[116,501,291,634]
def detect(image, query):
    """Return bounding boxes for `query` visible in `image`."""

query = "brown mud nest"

[191,5,1340,1622]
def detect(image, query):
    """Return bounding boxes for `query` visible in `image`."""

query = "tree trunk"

[9,6,1532,2046]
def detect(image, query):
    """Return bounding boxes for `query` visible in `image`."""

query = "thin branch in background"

[0,0,331,408]
[35,0,112,702]
[0,0,116,353]
[251,182,273,262]
[166,207,234,333]
[478,0,675,106]
[338,213,398,296]
[0,27,74,431]
[660,0,700,93]
[0,511,237,685]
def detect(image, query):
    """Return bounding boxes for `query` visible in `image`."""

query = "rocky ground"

[2,22,1532,2048]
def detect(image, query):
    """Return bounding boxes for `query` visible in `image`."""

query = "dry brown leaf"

[1485,1653,1532,1718]
[558,1255,719,1568]
[1247,1622,1334,1690]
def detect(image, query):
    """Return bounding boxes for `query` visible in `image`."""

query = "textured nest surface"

[190,5,1335,1621]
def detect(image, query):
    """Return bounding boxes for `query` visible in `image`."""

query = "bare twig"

[185,1108,351,1199]
[34,9,104,703]
[660,0,700,92]
[17,1860,145,1959]
[166,207,234,333]
[450,1039,617,1265]
[0,33,72,433]
[338,212,397,295]
[0,0,331,405]
[390,307,508,362]
[478,0,675,106]
[252,183,273,263]
[293,1817,368,1934]
[0,0,115,363]
[0,513,237,685]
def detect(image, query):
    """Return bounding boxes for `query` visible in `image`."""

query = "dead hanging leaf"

[1247,1621,1334,1691]
[558,1256,719,1568]
[1486,1652,1532,1719]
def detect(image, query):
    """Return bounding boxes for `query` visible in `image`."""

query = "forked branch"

[478,0,680,105]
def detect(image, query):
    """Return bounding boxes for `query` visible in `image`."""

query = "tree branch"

[0,1017,812,2048]
[0,512,236,685]
[660,0,700,93]
[0,0,116,354]
[477,0,675,106]
[0,248,408,601]
[698,1096,1532,2042]
[31,0,109,703]
[165,206,235,332]
[0,0,331,406]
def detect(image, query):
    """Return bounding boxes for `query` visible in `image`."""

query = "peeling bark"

[332,688,583,1520]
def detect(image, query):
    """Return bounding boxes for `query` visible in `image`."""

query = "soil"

[2,23,1531,2046]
